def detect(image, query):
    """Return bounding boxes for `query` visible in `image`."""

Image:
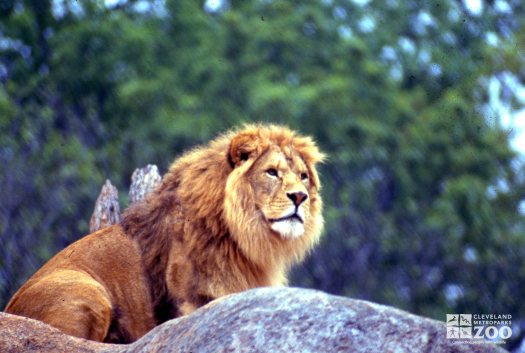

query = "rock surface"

[129,164,162,204]
[0,311,110,353]
[0,287,508,353]
[89,179,121,233]
[89,164,162,234]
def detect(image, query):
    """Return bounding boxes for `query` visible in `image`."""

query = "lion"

[4,124,325,343]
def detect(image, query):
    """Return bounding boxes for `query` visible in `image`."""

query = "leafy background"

[1,0,524,350]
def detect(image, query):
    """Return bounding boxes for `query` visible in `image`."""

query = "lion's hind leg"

[5,269,112,341]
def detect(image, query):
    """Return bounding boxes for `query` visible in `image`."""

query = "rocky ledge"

[0,287,507,353]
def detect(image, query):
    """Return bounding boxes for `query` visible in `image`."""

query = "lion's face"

[247,145,312,239]
[223,126,324,262]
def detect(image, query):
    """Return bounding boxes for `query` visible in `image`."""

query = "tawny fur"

[5,124,325,343]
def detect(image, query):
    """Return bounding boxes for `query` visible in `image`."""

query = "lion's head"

[222,125,325,267]
[164,124,325,269]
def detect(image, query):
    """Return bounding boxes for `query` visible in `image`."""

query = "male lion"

[5,124,325,343]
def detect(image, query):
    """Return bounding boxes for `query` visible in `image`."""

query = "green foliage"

[1,0,524,349]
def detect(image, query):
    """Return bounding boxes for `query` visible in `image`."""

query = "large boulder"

[0,312,109,352]
[0,287,507,353]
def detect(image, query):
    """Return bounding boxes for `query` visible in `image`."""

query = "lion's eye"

[301,172,308,181]
[266,168,279,177]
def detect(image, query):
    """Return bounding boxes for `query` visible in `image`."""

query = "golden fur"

[5,124,325,343]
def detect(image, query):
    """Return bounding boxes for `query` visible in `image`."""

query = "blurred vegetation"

[1,0,525,350]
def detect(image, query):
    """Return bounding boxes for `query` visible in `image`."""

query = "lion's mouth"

[269,213,304,224]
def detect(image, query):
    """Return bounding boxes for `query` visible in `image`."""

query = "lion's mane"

[121,124,325,322]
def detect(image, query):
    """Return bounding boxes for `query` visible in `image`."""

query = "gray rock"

[126,287,506,353]
[0,311,110,353]
[89,179,121,233]
[0,287,508,353]
[129,164,162,204]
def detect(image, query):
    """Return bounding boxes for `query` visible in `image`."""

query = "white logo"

[446,313,512,344]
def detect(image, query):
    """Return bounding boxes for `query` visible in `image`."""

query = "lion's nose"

[287,191,308,206]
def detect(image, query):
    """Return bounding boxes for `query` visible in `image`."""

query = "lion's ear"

[229,132,260,167]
